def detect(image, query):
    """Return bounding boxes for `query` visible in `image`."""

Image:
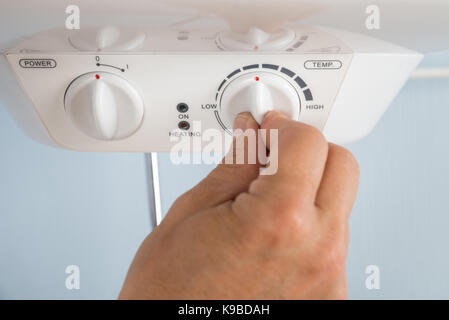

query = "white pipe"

[146,152,163,229]
[410,68,449,79]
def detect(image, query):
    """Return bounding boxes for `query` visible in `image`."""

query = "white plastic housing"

[3,25,422,151]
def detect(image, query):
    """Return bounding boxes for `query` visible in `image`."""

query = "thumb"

[163,112,260,227]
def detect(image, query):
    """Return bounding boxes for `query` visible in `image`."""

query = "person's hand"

[119,111,359,299]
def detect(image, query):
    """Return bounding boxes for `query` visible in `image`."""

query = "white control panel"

[4,25,422,151]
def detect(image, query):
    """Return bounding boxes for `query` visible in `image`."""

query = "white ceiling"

[1,0,449,52]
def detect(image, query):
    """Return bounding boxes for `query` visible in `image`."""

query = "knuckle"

[210,165,236,182]
[282,123,328,154]
[237,196,309,243]
[209,165,243,186]
[331,145,360,174]
[260,196,309,229]
[172,189,195,208]
[286,122,319,140]
[268,209,312,245]
[302,124,327,146]
[272,209,306,234]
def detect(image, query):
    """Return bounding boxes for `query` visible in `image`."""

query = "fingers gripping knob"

[220,72,300,128]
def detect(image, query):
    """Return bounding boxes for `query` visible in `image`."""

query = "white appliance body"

[3,25,422,151]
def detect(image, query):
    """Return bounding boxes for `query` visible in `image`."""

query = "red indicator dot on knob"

[95,74,100,80]
[255,76,260,81]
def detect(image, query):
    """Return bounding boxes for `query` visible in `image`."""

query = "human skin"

[119,110,359,299]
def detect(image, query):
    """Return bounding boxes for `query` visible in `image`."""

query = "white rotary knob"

[218,27,295,51]
[220,72,300,128]
[69,26,146,51]
[64,72,144,140]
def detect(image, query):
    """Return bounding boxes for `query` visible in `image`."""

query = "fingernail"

[233,113,249,131]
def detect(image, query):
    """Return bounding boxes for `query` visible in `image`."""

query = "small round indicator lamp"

[95,74,100,80]
[178,121,190,130]
[177,102,189,113]
[255,76,260,81]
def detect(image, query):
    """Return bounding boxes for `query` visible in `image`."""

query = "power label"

[19,59,57,68]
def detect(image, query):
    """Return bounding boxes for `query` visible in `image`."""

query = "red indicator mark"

[95,74,100,80]
[255,76,260,81]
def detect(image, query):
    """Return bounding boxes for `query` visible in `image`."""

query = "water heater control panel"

[3,25,422,151]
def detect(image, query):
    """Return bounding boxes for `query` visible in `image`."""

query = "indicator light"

[177,102,189,113]
[178,121,190,130]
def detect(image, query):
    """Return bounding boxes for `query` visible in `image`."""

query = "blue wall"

[0,104,152,299]
[347,69,449,299]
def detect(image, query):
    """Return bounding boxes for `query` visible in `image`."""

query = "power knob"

[220,72,300,128]
[64,72,144,140]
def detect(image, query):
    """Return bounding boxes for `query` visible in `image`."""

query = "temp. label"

[19,59,57,68]
[304,60,342,70]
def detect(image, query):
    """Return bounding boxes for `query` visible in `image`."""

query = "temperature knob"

[220,72,300,127]
[64,72,144,140]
